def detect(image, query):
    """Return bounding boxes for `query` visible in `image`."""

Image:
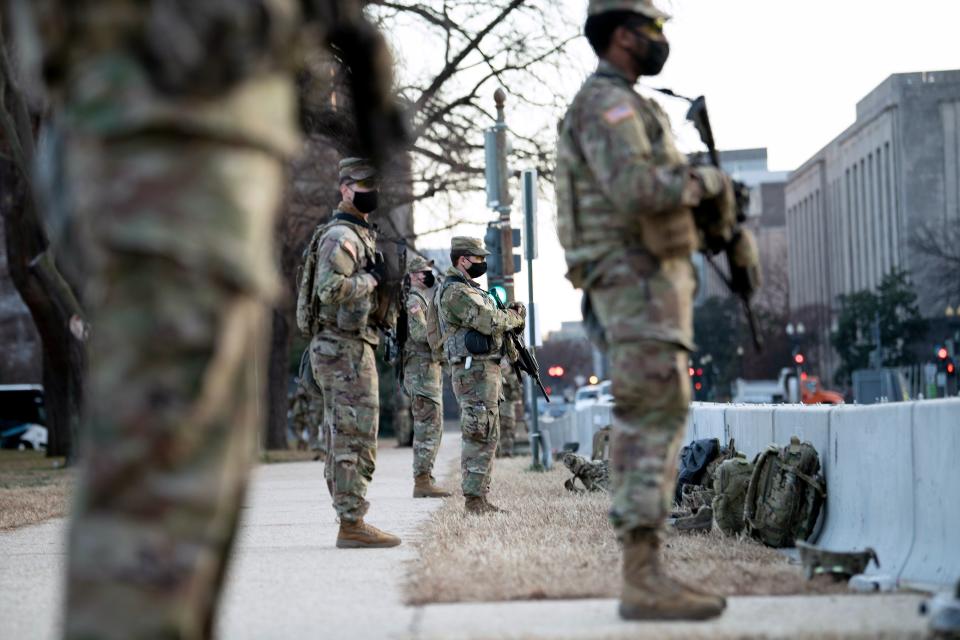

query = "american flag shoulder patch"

[603,103,635,125]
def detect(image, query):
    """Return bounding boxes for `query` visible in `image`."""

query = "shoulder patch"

[409,302,422,315]
[340,238,358,263]
[603,103,635,125]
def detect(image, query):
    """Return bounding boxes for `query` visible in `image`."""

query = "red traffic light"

[949,363,956,375]
[794,353,805,365]
[688,367,695,377]
[696,368,704,377]
[938,347,949,360]
[694,382,703,391]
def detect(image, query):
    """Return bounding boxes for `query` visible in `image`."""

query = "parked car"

[574,384,601,411]
[0,385,47,450]
[598,380,613,403]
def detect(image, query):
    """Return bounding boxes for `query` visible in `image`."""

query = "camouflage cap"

[451,236,490,257]
[338,157,378,182]
[587,0,671,20]
[406,255,435,275]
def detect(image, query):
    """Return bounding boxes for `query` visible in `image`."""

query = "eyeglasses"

[627,17,665,36]
[348,178,379,190]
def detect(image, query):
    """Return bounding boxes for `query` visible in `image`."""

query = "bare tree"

[262,2,577,448]
[0,14,86,463]
[911,220,960,309]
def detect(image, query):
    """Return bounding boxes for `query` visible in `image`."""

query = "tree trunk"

[264,308,291,450]
[0,160,85,462]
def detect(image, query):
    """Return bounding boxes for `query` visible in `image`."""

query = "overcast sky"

[401,0,960,336]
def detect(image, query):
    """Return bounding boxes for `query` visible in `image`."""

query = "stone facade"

[786,70,960,317]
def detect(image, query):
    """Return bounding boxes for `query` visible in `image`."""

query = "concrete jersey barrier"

[551,396,960,590]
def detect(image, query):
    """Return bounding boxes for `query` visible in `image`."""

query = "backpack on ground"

[674,438,720,504]
[743,436,826,548]
[712,455,754,535]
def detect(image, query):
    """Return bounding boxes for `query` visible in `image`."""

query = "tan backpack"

[295,223,327,337]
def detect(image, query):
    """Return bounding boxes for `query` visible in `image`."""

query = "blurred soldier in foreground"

[436,237,525,514]
[497,360,520,458]
[16,1,402,636]
[306,158,401,548]
[403,256,451,498]
[555,0,739,621]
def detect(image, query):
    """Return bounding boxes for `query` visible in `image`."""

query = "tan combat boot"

[336,519,402,549]
[465,496,508,515]
[619,529,726,621]
[413,474,452,498]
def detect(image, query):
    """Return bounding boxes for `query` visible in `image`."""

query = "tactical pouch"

[336,296,373,333]
[465,330,493,355]
[639,208,698,260]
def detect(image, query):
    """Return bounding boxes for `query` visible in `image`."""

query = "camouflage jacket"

[18,1,313,300]
[405,288,437,360]
[436,267,523,364]
[25,1,305,156]
[556,60,694,285]
[555,60,699,348]
[312,204,380,346]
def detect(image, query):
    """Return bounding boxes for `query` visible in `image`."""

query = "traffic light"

[508,226,522,274]
[792,347,805,366]
[484,222,503,286]
[937,346,949,361]
[488,285,507,306]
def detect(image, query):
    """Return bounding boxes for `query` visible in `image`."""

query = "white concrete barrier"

[901,399,960,589]
[687,403,726,443]
[815,402,917,583]
[725,405,775,459]
[560,397,960,589]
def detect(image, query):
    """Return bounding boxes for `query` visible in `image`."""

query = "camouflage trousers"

[311,333,379,523]
[65,139,282,639]
[404,355,443,477]
[452,359,502,497]
[587,282,692,540]
[496,400,515,457]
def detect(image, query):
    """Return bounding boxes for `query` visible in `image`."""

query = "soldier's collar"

[333,211,372,229]
[594,59,634,85]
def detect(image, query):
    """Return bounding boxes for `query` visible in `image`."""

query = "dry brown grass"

[405,458,848,605]
[0,450,72,530]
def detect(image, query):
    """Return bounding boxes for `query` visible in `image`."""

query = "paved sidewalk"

[0,431,931,639]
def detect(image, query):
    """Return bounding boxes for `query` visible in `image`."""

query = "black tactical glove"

[367,251,387,284]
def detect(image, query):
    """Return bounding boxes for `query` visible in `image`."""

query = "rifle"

[396,240,409,384]
[656,89,763,352]
[491,295,551,403]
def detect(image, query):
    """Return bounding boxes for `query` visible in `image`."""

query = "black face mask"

[630,35,670,76]
[465,261,487,278]
[422,272,436,288]
[351,189,379,214]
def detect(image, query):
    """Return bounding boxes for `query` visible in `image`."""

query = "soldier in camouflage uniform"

[436,237,526,514]
[289,380,325,455]
[561,452,611,493]
[497,360,521,458]
[14,2,392,637]
[308,158,401,548]
[555,0,747,621]
[403,255,451,498]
